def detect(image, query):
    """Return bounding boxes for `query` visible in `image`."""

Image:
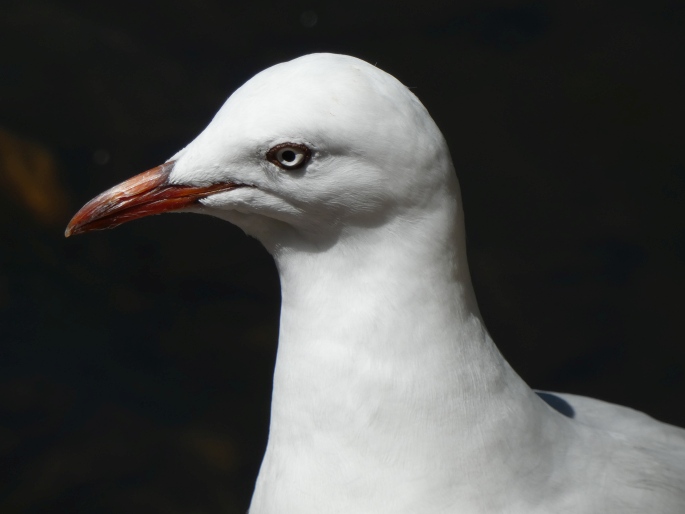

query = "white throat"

[248,172,570,513]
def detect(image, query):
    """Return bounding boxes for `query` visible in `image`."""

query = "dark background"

[1,1,684,512]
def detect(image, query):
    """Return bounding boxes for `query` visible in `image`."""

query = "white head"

[66,53,461,256]
[174,54,459,248]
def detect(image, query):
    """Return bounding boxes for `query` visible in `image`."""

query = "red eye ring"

[266,143,311,170]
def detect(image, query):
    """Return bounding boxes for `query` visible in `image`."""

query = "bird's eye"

[266,143,311,170]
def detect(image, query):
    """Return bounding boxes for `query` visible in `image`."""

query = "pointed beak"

[65,161,239,237]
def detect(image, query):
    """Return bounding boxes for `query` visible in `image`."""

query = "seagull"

[66,53,685,513]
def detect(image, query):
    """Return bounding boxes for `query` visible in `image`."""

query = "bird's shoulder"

[542,391,685,447]
[535,391,685,513]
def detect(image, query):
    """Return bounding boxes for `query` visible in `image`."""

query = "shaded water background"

[1,1,684,512]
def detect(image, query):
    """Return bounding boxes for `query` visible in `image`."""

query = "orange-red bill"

[65,161,239,237]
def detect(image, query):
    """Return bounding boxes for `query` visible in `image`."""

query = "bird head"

[66,53,456,251]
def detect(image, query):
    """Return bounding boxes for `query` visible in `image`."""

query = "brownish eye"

[266,143,311,170]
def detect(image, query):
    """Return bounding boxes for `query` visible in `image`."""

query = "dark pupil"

[281,150,296,162]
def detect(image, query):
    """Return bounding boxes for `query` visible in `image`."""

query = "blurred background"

[1,0,684,512]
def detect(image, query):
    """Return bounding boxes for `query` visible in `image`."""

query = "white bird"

[66,53,685,513]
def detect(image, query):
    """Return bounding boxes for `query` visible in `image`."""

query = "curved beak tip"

[64,161,239,238]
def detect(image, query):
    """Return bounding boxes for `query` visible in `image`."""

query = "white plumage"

[67,53,685,513]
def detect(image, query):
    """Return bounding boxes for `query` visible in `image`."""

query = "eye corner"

[266,142,311,170]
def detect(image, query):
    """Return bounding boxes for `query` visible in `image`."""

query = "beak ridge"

[65,161,238,237]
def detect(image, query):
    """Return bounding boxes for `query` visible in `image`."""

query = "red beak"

[65,161,239,237]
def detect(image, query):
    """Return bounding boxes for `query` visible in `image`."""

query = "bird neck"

[251,186,566,511]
